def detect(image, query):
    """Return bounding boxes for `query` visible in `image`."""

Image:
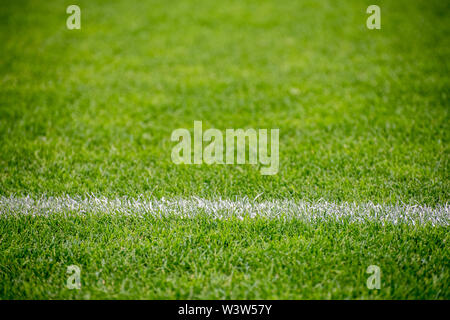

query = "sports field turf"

[0,0,449,299]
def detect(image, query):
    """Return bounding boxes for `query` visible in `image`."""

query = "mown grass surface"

[0,214,448,299]
[0,0,448,203]
[0,0,448,299]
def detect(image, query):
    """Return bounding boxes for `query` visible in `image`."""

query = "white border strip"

[0,195,448,226]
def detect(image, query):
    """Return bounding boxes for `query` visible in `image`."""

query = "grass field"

[0,0,449,299]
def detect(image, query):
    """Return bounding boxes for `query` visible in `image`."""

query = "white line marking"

[0,195,448,226]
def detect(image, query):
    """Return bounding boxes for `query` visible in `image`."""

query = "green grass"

[1,0,448,203]
[0,0,448,299]
[0,214,448,299]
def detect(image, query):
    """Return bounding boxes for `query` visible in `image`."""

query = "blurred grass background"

[0,0,448,204]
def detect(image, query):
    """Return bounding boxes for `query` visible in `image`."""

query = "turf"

[0,0,449,299]
[0,213,448,299]
[0,0,448,203]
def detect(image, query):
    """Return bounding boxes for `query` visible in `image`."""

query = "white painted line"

[0,195,448,226]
